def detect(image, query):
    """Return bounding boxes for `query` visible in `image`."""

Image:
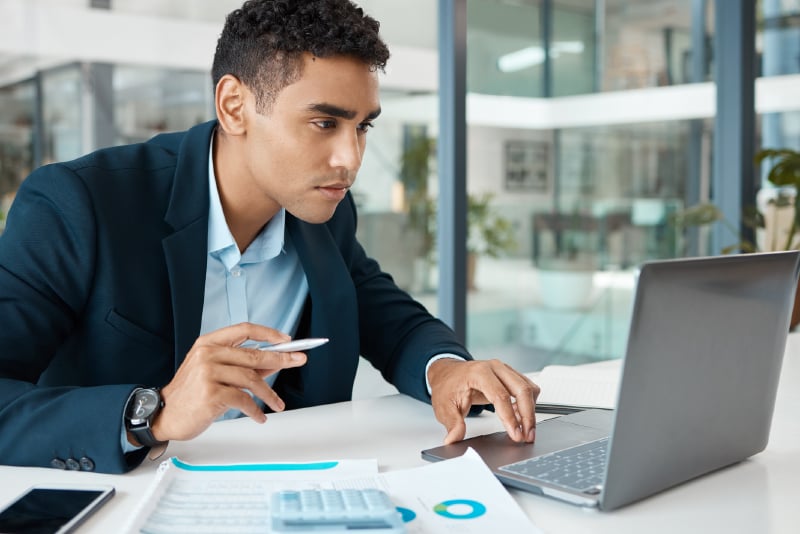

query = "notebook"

[422,251,800,510]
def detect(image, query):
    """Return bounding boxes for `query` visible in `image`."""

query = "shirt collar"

[207,135,285,269]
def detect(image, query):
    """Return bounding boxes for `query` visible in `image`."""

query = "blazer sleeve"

[0,165,143,473]
[330,195,473,402]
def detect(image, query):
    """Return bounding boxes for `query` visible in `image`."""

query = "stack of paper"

[123,449,540,533]
[532,359,622,411]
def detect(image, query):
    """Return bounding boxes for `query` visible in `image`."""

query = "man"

[0,0,538,474]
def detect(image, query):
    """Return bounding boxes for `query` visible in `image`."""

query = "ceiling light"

[497,41,586,73]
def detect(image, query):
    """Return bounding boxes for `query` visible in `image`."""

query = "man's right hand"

[148,322,308,443]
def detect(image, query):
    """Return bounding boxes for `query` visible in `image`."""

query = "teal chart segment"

[433,499,487,519]
[396,507,417,522]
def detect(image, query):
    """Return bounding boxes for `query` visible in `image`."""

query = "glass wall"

[467,0,596,97]
[353,92,441,303]
[602,0,709,90]
[0,60,216,240]
[759,0,800,152]
[463,0,715,371]
[460,0,800,371]
[40,64,85,165]
[114,66,213,144]
[0,81,35,233]
[2,0,798,374]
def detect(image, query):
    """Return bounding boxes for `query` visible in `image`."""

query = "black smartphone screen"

[0,488,109,534]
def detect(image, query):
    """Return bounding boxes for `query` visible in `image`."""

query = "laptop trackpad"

[421,409,614,470]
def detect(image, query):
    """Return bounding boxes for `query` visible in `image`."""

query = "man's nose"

[329,131,363,172]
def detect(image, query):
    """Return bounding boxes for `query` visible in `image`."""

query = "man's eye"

[315,120,336,129]
[357,122,374,133]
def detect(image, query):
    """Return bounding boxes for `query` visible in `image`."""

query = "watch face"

[131,389,161,421]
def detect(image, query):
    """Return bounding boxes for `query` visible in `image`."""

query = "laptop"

[422,251,800,510]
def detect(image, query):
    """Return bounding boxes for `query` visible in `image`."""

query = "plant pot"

[757,186,797,251]
[466,252,477,291]
[535,255,597,310]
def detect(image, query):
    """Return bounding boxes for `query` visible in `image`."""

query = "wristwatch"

[125,387,167,448]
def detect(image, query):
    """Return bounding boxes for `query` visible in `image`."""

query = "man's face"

[239,53,381,224]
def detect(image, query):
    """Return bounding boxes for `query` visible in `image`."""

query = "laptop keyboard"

[499,437,609,494]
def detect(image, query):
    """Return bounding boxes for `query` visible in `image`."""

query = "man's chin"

[288,208,337,225]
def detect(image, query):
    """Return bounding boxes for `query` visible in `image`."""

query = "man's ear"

[215,74,247,135]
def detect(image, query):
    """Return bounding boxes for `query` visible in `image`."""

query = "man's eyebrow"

[308,103,382,121]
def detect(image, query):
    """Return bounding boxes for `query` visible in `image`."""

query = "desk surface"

[3,335,800,534]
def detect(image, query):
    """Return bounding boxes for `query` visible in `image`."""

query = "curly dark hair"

[212,0,390,113]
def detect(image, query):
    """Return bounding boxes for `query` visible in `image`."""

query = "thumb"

[433,394,472,445]
[444,419,467,444]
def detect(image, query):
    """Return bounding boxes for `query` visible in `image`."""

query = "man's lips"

[316,183,350,201]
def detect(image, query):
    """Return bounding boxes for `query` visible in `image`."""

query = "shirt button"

[231,268,242,277]
[50,458,67,470]
[79,456,96,472]
[65,458,81,470]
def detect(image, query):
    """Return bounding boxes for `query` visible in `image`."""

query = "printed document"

[123,449,539,533]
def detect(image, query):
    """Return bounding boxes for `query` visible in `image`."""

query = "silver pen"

[240,338,329,352]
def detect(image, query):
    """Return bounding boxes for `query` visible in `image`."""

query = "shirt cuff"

[121,419,143,454]
[425,353,466,395]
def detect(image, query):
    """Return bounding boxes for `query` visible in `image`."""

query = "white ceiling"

[0,0,699,89]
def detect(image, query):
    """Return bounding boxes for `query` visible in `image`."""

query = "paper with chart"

[123,449,540,533]
[371,447,540,533]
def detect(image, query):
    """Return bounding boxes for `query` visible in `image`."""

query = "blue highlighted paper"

[171,457,339,472]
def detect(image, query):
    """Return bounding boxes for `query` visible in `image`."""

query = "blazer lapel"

[285,215,359,406]
[161,121,216,369]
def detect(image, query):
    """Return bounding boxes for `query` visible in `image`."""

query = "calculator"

[270,488,406,533]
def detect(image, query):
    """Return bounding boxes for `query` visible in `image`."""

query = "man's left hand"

[427,358,540,445]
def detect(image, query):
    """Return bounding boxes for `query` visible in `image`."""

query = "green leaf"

[669,203,724,227]
[756,148,800,188]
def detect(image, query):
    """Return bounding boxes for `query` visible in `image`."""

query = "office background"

[0,0,798,376]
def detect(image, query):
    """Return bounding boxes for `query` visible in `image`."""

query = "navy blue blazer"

[0,120,471,473]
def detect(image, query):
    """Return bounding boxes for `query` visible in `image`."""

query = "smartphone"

[0,485,115,534]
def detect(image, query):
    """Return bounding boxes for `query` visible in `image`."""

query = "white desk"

[3,334,800,534]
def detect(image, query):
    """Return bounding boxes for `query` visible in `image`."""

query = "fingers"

[196,321,292,351]
[214,344,308,373]
[211,363,287,414]
[432,395,472,445]
[188,337,307,409]
[444,419,467,445]
[154,323,310,442]
[496,365,539,442]
[429,358,540,445]
[480,361,539,443]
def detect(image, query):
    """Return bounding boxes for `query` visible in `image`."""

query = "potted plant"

[466,192,517,290]
[400,135,516,291]
[530,209,601,310]
[399,133,437,292]
[755,148,800,251]
[405,191,517,292]
[671,147,800,328]
[672,147,800,252]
